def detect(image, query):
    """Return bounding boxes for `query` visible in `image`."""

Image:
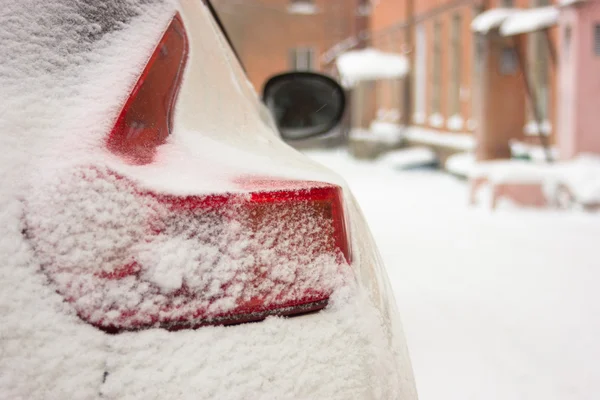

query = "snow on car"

[0,0,416,399]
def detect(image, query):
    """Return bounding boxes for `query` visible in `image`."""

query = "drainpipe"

[511,35,553,163]
[402,0,414,127]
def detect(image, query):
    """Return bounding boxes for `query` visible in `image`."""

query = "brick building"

[367,0,559,161]
[216,0,369,91]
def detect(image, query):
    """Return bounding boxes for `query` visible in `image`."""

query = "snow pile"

[447,114,464,131]
[350,121,405,144]
[379,147,438,170]
[428,113,444,128]
[559,0,586,6]
[471,8,517,34]
[445,152,476,177]
[405,126,475,151]
[472,155,600,206]
[511,140,559,161]
[500,6,559,36]
[287,1,318,15]
[524,119,552,136]
[336,48,409,87]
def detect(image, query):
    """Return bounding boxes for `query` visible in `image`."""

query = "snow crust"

[428,113,444,128]
[445,152,476,177]
[500,6,559,36]
[472,155,600,206]
[379,147,438,170]
[350,121,405,144]
[287,1,318,15]
[405,127,475,151]
[0,0,417,398]
[471,8,517,34]
[446,114,464,131]
[336,48,409,87]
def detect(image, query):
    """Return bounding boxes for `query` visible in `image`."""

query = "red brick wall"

[217,0,365,91]
[369,0,559,148]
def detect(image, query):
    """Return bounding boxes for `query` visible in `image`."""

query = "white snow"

[287,1,318,15]
[500,6,560,36]
[336,48,409,87]
[559,0,586,6]
[471,8,517,34]
[413,112,426,124]
[405,126,476,151]
[305,149,600,400]
[379,147,438,170]
[524,119,553,136]
[350,121,405,144]
[1,1,417,399]
[446,114,464,131]
[471,155,600,206]
[445,152,476,177]
[511,140,559,161]
[428,113,444,128]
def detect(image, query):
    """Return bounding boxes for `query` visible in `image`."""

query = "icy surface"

[500,6,559,36]
[336,48,409,87]
[306,149,600,400]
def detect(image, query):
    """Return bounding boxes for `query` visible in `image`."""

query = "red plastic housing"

[107,14,188,164]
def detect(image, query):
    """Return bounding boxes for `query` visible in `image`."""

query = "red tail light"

[30,169,351,332]
[107,14,188,164]
[28,14,352,332]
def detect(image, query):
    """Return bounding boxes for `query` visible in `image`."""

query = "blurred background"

[214,1,600,399]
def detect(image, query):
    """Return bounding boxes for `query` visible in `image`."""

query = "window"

[594,24,600,56]
[450,14,462,115]
[432,20,442,114]
[289,47,315,71]
[414,23,426,122]
[500,47,517,75]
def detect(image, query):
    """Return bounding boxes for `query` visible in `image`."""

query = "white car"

[0,1,417,399]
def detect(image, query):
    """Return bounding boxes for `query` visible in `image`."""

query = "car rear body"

[0,1,417,399]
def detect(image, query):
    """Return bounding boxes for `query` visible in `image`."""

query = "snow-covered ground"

[305,149,600,400]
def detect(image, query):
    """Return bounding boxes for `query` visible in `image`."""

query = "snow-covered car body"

[0,1,416,399]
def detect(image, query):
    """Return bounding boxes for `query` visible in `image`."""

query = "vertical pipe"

[402,0,415,126]
[512,35,553,162]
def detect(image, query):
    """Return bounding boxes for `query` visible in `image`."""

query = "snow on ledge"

[413,112,426,124]
[447,114,464,131]
[471,8,517,34]
[500,6,559,36]
[428,113,444,128]
[405,126,475,151]
[350,121,405,144]
[524,120,552,136]
[287,2,318,15]
[559,0,586,7]
[336,48,409,87]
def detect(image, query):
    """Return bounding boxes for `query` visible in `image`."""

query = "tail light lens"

[30,169,351,332]
[106,13,188,164]
[28,14,352,332]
